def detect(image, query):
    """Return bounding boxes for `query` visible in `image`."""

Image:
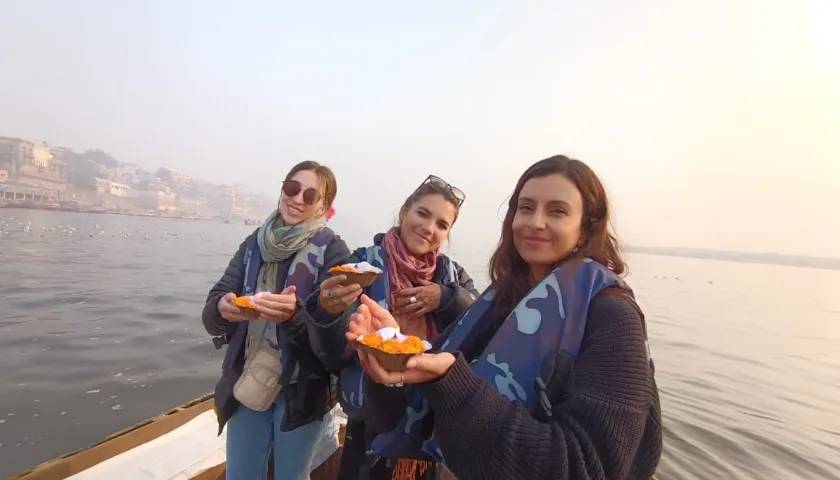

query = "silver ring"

[385,383,395,388]
[409,296,418,304]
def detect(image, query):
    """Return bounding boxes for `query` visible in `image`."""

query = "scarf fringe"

[391,458,433,480]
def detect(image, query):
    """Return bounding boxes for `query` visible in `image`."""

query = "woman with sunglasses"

[202,161,351,480]
[347,156,662,480]
[303,175,480,480]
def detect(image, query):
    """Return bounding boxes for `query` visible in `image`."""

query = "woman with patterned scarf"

[303,175,480,480]
[202,161,351,480]
[348,156,662,480]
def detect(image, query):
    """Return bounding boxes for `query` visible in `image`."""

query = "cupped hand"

[217,292,257,322]
[253,286,297,323]
[318,274,363,315]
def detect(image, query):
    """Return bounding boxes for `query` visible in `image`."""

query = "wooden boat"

[9,393,345,480]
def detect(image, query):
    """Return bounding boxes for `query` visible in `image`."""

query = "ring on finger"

[395,373,405,388]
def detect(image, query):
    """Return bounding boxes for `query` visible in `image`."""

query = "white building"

[94,177,111,194]
[109,182,130,197]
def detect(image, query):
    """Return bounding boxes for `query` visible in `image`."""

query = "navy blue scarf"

[371,258,628,462]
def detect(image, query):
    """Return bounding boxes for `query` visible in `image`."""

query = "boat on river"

[10,393,345,480]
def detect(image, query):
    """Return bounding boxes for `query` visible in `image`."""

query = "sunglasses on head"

[280,180,321,205]
[417,174,466,207]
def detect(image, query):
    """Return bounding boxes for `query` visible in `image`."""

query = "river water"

[1,209,838,478]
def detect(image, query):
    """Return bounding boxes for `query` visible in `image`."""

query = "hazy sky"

[2,0,838,258]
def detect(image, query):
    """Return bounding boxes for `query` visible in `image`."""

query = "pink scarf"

[381,229,439,339]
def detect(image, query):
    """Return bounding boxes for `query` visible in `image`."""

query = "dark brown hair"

[489,155,625,317]
[284,160,337,210]
[398,181,462,226]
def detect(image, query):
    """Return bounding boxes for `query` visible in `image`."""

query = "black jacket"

[302,239,480,480]
[301,242,480,374]
[202,228,350,432]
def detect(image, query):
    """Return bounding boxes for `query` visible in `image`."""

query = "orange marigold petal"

[234,296,256,309]
[361,334,425,354]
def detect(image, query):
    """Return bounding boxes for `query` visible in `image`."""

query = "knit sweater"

[365,291,662,480]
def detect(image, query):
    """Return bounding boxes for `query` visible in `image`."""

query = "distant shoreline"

[626,245,840,271]
[0,204,225,223]
[4,203,836,270]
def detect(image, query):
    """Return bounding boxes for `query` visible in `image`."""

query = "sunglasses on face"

[280,180,321,205]
[417,174,466,207]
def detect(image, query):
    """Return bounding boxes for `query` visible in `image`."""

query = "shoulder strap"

[241,234,262,296]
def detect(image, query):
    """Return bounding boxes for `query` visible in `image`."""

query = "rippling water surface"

[1,208,838,478]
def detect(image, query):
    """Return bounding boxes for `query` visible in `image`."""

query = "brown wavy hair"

[284,160,338,211]
[489,155,625,317]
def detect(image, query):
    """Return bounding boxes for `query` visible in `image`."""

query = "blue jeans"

[225,398,326,480]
